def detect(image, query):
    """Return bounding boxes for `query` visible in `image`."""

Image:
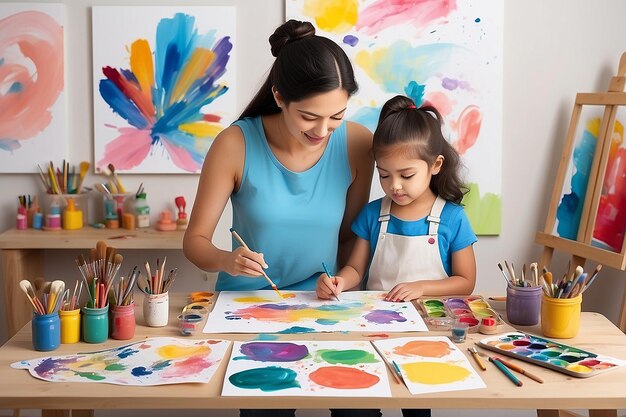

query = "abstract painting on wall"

[12,337,231,386]
[286,0,503,234]
[0,3,66,173]
[204,290,427,334]
[222,340,391,397]
[373,336,485,395]
[92,6,236,174]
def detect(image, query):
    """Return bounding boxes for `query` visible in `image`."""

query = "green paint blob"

[229,366,299,392]
[462,182,501,235]
[74,371,106,381]
[104,363,126,371]
[317,349,377,365]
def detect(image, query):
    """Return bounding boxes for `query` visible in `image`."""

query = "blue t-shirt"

[216,116,352,291]
[352,198,477,277]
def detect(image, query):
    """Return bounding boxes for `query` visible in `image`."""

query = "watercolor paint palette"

[419,296,501,330]
[478,332,625,378]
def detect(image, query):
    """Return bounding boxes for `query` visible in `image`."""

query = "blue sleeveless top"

[216,116,352,291]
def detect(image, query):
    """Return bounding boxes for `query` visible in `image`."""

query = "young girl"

[317,94,477,303]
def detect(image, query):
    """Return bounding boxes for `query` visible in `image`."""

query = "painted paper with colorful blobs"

[373,336,486,395]
[478,332,626,378]
[92,6,236,174]
[0,3,67,172]
[419,296,501,330]
[222,340,391,397]
[286,0,503,235]
[11,337,231,386]
[204,290,427,334]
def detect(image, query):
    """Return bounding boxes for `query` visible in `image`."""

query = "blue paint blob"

[475,17,481,23]
[316,319,339,325]
[343,35,359,47]
[529,354,549,361]
[117,348,139,359]
[229,366,300,392]
[277,326,315,334]
[9,82,23,93]
[254,334,279,341]
[131,366,152,376]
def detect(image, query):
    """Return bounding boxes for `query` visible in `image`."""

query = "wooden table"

[0,294,625,417]
[0,228,185,338]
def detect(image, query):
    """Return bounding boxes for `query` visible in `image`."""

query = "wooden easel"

[536,53,626,336]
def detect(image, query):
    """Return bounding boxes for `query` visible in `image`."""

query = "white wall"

[1,0,625,365]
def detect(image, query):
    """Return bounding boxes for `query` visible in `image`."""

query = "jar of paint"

[450,319,469,343]
[178,312,203,336]
[143,292,169,327]
[111,303,136,340]
[59,308,81,344]
[541,294,582,338]
[506,285,542,326]
[82,305,109,343]
[32,312,61,351]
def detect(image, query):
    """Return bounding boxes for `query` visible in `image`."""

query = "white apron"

[367,196,449,290]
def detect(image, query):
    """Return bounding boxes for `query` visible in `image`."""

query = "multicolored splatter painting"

[11,337,230,386]
[286,0,503,234]
[222,340,391,397]
[92,6,236,173]
[555,114,626,253]
[0,3,66,172]
[204,290,427,334]
[373,336,485,394]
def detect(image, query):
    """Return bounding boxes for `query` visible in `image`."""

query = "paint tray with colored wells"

[419,296,501,331]
[477,332,625,378]
[417,299,454,329]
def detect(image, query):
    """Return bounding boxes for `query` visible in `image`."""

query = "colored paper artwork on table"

[92,6,236,173]
[373,336,485,395]
[204,290,427,334]
[222,340,391,397]
[11,337,230,386]
[287,0,503,234]
[478,332,626,378]
[0,3,66,172]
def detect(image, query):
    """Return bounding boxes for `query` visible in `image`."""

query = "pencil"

[230,228,284,298]
[489,356,523,386]
[321,262,341,302]
[495,357,544,383]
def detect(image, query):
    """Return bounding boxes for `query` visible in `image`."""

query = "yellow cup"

[59,308,81,344]
[541,294,582,339]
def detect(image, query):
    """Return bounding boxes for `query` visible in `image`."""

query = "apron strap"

[427,196,447,236]
[378,197,392,236]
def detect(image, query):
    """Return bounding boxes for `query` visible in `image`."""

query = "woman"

[184,19,373,294]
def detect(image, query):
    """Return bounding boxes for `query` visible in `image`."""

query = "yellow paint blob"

[302,0,358,33]
[234,296,272,303]
[402,362,471,385]
[495,343,516,350]
[566,364,592,373]
[179,122,223,137]
[157,345,211,359]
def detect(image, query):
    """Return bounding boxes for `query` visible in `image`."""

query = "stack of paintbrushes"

[540,264,602,299]
[497,261,540,288]
[75,240,123,308]
[113,267,139,306]
[60,280,83,311]
[136,256,177,295]
[19,279,66,316]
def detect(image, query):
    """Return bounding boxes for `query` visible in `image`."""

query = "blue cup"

[32,313,61,351]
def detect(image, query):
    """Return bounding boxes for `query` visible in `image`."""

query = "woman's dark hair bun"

[269,19,316,57]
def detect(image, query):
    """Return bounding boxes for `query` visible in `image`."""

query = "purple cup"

[506,285,542,326]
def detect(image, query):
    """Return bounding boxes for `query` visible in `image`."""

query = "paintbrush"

[321,262,341,302]
[230,228,284,298]
[370,342,404,385]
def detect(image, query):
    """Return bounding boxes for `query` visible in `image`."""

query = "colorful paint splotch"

[11,337,230,386]
[92,6,236,173]
[222,340,391,397]
[204,290,427,333]
[0,3,66,172]
[373,336,485,395]
[287,0,503,234]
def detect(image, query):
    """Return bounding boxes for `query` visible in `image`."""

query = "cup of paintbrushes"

[82,304,109,343]
[59,308,81,344]
[143,291,169,327]
[32,312,61,351]
[541,294,582,338]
